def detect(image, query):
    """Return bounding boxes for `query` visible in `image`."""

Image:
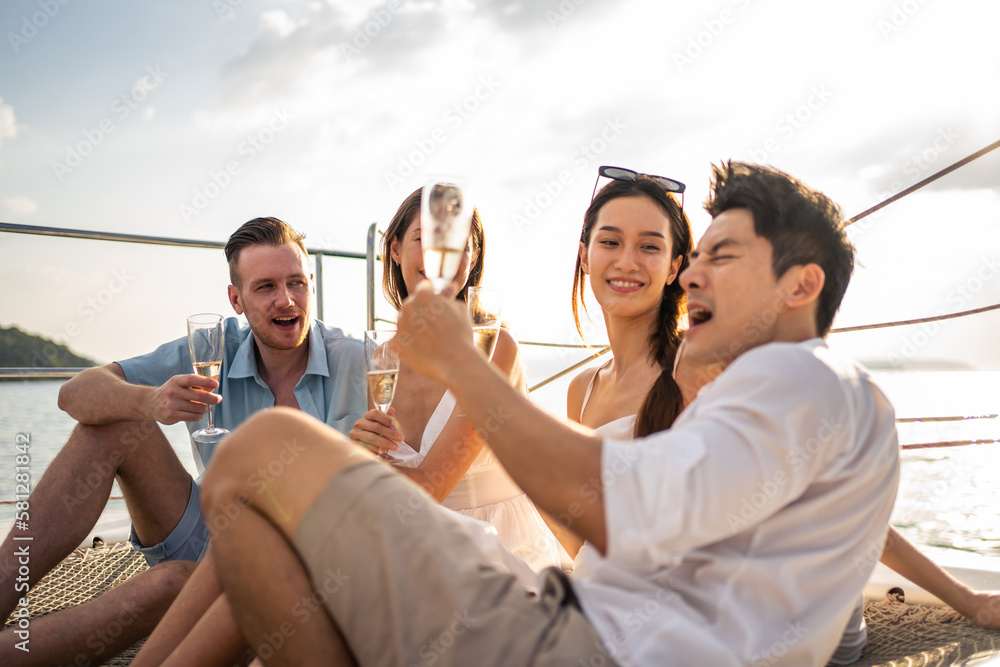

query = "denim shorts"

[129,474,210,566]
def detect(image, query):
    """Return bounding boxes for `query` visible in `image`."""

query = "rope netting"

[845,594,1000,667]
[5,542,1000,666]
[2,541,149,665]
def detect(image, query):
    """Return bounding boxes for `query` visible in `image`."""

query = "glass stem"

[206,391,215,430]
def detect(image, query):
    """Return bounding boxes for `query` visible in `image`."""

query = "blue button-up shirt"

[117,318,366,470]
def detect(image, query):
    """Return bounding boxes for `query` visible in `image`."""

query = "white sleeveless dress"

[392,390,563,574]
[573,362,638,576]
[577,359,638,440]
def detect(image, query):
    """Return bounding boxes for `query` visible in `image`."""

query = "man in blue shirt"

[0,217,366,662]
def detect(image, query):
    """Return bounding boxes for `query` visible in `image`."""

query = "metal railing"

[366,222,377,330]
[0,222,367,322]
[0,221,367,378]
[3,138,998,513]
[0,367,89,379]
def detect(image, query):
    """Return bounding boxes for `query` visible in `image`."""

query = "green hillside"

[0,325,97,368]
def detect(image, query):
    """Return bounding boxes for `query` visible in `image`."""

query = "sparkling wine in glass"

[187,313,230,445]
[364,329,400,460]
[467,287,502,361]
[421,178,475,293]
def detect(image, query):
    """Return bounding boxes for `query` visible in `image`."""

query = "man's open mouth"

[688,307,713,326]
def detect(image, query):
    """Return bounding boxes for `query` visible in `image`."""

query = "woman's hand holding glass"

[349,406,404,463]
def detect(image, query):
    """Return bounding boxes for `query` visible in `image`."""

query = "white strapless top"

[392,391,523,509]
[578,359,637,440]
[393,390,562,574]
[592,414,636,439]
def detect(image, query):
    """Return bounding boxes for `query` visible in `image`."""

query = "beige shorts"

[294,461,617,667]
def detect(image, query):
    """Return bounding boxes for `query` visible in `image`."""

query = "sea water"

[0,379,198,545]
[0,371,998,557]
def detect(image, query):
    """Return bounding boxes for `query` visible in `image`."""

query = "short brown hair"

[225,217,308,287]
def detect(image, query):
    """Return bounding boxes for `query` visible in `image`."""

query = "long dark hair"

[381,188,486,310]
[572,178,693,437]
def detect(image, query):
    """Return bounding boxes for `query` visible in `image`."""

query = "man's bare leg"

[0,420,193,620]
[203,407,365,666]
[0,559,195,665]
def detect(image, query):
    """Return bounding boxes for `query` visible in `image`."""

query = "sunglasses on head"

[592,166,686,208]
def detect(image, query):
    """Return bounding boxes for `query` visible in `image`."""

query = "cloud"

[831,124,1000,196]
[209,0,614,115]
[0,97,18,148]
[259,8,296,38]
[3,196,37,218]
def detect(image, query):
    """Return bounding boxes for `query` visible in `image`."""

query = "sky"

[1,0,999,402]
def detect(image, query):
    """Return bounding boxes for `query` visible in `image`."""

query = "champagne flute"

[467,287,502,361]
[187,313,230,445]
[421,177,475,293]
[364,329,400,460]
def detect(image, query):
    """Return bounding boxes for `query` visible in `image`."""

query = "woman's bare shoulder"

[566,366,600,422]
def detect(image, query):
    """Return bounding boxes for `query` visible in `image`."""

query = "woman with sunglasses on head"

[555,167,694,560]
[350,188,562,576]
[560,168,1000,664]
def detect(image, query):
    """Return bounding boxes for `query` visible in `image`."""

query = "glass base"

[192,427,231,446]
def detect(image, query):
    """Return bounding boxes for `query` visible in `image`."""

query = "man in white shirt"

[200,161,899,666]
